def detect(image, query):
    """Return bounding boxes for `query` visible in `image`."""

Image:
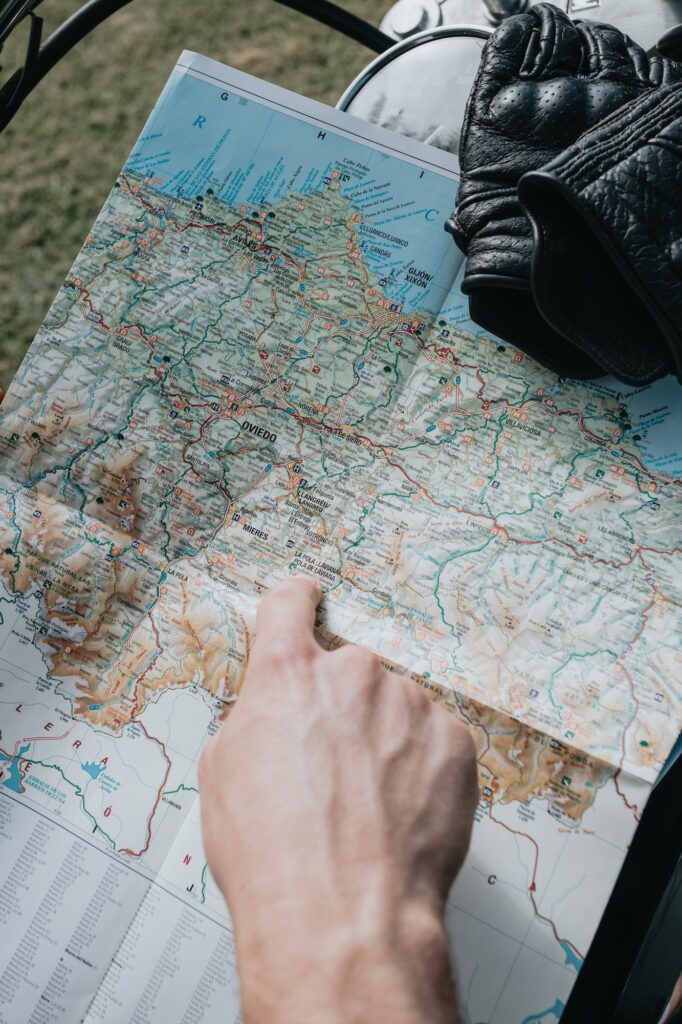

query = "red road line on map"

[11,729,71,756]
[2,731,72,791]
[613,769,640,819]
[453,693,492,763]
[23,284,682,578]
[488,805,586,960]
[81,179,680,656]
[194,393,680,569]
[612,661,643,821]
[113,179,682,499]
[129,610,164,716]
[119,721,171,858]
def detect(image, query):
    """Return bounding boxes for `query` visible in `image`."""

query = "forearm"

[235,898,460,1024]
[200,581,476,1024]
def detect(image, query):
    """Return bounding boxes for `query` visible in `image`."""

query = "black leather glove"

[447,2,677,378]
[519,83,682,384]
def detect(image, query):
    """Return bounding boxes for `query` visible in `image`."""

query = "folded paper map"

[0,51,680,1024]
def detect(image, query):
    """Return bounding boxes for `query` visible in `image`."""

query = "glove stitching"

[649,136,682,161]
[563,89,669,169]
[558,87,682,187]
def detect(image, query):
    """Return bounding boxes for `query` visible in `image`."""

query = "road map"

[0,51,681,1024]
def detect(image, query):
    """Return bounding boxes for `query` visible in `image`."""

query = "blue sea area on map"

[620,376,682,477]
[574,374,682,477]
[125,68,461,317]
[559,941,584,972]
[0,743,30,792]
[521,999,566,1024]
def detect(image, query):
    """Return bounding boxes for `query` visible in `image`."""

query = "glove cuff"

[463,282,605,379]
[520,85,682,384]
[538,84,682,193]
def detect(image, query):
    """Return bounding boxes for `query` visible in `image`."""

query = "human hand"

[199,578,478,1024]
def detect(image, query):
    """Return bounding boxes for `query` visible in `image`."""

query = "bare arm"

[199,578,478,1024]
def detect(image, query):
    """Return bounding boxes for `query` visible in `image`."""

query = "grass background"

[0,0,393,387]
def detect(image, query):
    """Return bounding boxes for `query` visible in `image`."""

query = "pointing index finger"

[252,576,323,663]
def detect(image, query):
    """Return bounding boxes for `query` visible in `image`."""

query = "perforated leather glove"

[447,2,677,378]
[519,83,682,384]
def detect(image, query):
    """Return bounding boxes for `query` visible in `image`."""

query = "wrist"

[234,894,459,1024]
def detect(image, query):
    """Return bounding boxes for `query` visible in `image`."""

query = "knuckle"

[448,722,479,795]
[262,634,313,666]
[429,704,476,755]
[446,711,472,741]
[407,675,432,702]
[398,675,437,714]
[335,644,380,676]
[447,714,477,757]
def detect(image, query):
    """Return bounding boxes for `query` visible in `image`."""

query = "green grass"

[0,0,393,387]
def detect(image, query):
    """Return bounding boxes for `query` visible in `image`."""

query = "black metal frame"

[563,752,682,1024]
[0,0,393,132]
